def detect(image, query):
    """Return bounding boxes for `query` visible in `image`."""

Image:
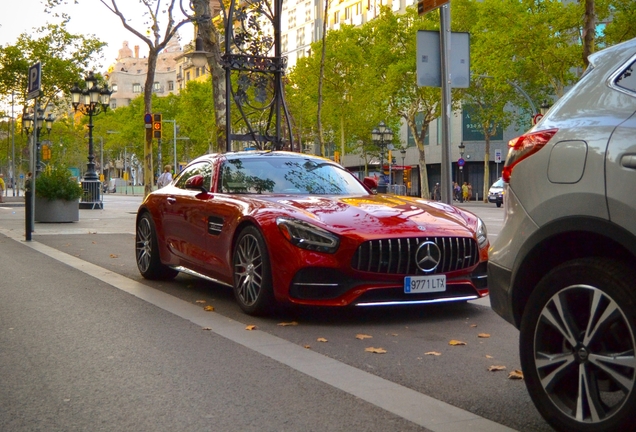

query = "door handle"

[620,154,636,169]
[167,197,176,204]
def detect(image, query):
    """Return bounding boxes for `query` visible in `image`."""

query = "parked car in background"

[136,151,489,316]
[487,178,504,207]
[488,37,636,432]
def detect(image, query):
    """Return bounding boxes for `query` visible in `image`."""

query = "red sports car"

[135,151,489,315]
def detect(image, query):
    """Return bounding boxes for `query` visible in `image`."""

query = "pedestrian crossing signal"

[153,113,162,139]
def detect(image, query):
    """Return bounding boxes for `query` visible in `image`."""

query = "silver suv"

[488,38,636,432]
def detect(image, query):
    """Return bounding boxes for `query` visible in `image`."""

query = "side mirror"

[363,177,378,194]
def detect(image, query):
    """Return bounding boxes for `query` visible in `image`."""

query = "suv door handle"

[620,154,636,169]
[167,197,176,204]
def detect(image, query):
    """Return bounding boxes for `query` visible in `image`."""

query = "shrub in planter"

[36,165,83,201]
[34,166,83,223]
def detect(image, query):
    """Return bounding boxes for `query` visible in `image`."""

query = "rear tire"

[520,258,636,432]
[232,226,274,315]
[136,212,178,280]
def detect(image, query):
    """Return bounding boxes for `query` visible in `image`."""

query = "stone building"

[106,40,183,109]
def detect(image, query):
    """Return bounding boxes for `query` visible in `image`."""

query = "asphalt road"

[0,195,551,431]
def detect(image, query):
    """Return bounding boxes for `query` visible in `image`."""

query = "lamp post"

[458,142,465,201]
[400,147,407,194]
[540,99,551,115]
[23,108,54,176]
[70,71,112,209]
[371,121,393,194]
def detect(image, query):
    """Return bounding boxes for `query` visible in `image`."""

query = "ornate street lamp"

[458,142,466,200]
[70,71,112,209]
[371,121,393,193]
[22,107,55,176]
[540,99,551,115]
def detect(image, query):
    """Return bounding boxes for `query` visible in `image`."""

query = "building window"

[333,11,340,24]
[153,82,161,92]
[282,34,288,53]
[296,27,305,47]
[305,2,311,21]
[111,84,118,92]
[289,9,296,28]
[110,100,117,109]
[133,83,142,93]
[168,81,174,91]
[186,71,191,81]
[355,2,362,14]
[195,67,201,78]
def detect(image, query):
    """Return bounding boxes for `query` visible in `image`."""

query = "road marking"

[2,229,516,432]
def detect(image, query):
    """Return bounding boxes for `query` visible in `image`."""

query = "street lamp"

[540,99,551,115]
[70,71,112,209]
[400,147,407,195]
[22,107,55,176]
[458,142,465,200]
[371,121,393,193]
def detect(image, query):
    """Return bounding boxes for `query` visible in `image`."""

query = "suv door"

[605,58,636,236]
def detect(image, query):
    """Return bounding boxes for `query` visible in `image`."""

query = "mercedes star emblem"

[415,241,441,273]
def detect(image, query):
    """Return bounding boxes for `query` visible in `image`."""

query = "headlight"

[276,217,340,253]
[476,218,488,249]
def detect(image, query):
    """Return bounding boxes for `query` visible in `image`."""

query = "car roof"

[190,150,336,165]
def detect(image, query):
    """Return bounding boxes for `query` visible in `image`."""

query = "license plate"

[404,275,446,293]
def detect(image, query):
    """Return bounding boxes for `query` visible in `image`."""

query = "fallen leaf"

[245,325,257,330]
[478,333,491,338]
[204,305,215,312]
[424,351,442,356]
[92,241,96,244]
[355,334,373,340]
[317,337,328,342]
[449,340,467,346]
[365,347,387,354]
[109,254,118,258]
[470,324,477,328]
[488,365,507,372]
[508,370,524,380]
[202,327,212,331]
[486,355,494,359]
[278,321,298,326]
[303,345,311,349]
[195,300,206,304]
[391,333,399,336]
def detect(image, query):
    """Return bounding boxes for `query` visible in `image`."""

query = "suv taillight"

[502,128,558,183]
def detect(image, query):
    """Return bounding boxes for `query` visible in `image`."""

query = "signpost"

[418,0,449,15]
[495,149,502,178]
[26,62,42,241]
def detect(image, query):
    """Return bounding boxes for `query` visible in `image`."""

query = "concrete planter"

[34,196,80,223]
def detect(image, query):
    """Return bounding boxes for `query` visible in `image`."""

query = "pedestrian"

[157,165,173,189]
[433,183,440,201]
[467,182,473,201]
[462,182,468,202]
[453,182,461,201]
[0,173,5,203]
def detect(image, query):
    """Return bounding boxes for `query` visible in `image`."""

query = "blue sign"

[27,62,41,100]
[458,158,465,167]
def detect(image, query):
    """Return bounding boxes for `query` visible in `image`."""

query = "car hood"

[257,194,477,238]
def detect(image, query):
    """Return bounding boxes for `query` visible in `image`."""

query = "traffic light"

[334,151,340,163]
[41,144,51,160]
[388,150,392,164]
[153,113,162,139]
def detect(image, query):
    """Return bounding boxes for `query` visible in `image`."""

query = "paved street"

[0,195,551,431]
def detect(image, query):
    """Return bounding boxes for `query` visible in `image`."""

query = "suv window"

[615,59,636,93]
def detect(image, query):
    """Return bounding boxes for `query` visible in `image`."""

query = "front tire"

[136,212,178,280]
[520,258,636,432]
[232,226,274,315]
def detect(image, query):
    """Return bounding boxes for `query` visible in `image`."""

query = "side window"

[615,59,636,93]
[174,162,213,190]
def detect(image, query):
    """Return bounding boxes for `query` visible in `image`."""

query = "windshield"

[491,178,504,188]
[219,157,368,195]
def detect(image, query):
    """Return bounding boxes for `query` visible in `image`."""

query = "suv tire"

[519,258,636,432]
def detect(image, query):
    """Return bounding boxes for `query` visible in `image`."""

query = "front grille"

[352,237,478,275]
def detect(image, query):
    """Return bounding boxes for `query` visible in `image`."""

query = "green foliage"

[36,165,84,201]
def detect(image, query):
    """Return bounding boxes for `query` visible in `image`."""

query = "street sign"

[418,0,449,15]
[416,31,470,88]
[495,149,502,163]
[27,62,42,100]
[144,113,153,129]
[532,113,544,125]
[457,158,465,167]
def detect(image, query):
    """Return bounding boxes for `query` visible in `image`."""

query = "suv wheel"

[520,258,636,432]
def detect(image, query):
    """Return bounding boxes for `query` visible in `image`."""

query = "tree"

[0,22,106,115]
[46,0,192,196]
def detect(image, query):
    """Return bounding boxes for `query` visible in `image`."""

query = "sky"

[0,0,194,70]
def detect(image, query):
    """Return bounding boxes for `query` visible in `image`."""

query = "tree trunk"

[143,49,158,197]
[316,0,329,157]
[581,0,596,68]
[483,135,490,203]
